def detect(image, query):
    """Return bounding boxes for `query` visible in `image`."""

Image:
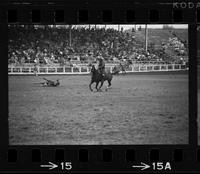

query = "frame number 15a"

[152,162,171,171]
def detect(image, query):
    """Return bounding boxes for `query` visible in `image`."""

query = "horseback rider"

[97,56,105,77]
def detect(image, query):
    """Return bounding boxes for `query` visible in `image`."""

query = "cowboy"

[97,56,105,77]
[43,78,60,87]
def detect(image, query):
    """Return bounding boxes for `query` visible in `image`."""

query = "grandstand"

[8,25,188,74]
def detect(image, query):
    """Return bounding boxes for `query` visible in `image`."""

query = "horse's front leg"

[89,81,94,91]
[98,80,104,91]
[95,82,99,91]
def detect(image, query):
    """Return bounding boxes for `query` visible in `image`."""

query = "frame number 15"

[61,162,72,170]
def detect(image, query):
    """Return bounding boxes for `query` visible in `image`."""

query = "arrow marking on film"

[132,162,150,170]
[40,162,58,170]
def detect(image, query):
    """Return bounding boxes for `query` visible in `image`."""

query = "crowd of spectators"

[8,25,188,66]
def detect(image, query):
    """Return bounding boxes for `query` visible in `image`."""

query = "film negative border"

[1,146,200,172]
[0,0,198,24]
[0,0,199,173]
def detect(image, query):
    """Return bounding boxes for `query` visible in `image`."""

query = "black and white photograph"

[8,24,188,145]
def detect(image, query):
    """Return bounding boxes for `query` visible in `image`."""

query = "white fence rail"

[8,64,188,75]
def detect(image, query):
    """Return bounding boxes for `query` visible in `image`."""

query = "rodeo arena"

[9,24,189,145]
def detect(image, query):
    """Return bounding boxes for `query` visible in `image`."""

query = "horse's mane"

[91,65,98,74]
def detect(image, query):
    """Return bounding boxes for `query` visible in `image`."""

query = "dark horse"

[112,63,126,74]
[112,60,132,75]
[89,65,113,92]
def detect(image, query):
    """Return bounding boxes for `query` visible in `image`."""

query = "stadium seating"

[8,25,188,66]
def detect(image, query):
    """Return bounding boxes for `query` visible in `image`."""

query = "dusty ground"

[9,72,188,145]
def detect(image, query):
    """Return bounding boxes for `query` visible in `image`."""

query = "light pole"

[145,24,148,52]
[69,25,72,47]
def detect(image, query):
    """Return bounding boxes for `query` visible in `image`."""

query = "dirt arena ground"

[9,72,188,145]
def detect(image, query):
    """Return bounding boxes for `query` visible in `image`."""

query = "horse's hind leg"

[89,81,94,91]
[105,80,111,91]
[108,80,111,87]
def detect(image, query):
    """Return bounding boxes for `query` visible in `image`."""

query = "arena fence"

[8,64,188,75]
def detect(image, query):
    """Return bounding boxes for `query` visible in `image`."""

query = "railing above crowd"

[8,59,188,66]
[8,63,188,75]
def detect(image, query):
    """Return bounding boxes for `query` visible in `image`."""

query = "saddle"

[98,67,105,77]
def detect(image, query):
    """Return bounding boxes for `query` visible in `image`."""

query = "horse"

[89,65,113,92]
[112,60,132,75]
[112,63,126,75]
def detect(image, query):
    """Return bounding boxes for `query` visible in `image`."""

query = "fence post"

[147,65,151,71]
[79,67,81,74]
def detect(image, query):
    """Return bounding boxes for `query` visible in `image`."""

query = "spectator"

[8,25,188,66]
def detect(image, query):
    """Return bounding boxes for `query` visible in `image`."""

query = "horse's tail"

[111,71,118,75]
